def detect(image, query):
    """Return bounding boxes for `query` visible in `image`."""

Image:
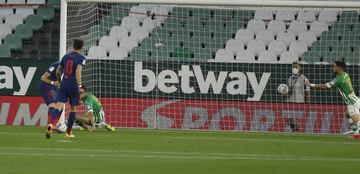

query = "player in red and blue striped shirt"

[46,39,86,139]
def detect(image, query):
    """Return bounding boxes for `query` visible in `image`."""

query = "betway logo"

[0,66,36,95]
[134,62,270,101]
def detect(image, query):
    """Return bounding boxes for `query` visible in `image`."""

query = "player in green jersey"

[306,61,360,139]
[75,87,115,131]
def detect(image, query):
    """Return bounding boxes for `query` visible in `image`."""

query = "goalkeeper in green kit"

[306,61,360,139]
[76,86,115,131]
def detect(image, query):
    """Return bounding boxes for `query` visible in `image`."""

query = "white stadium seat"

[268,40,287,56]
[87,46,107,59]
[109,26,129,41]
[279,51,299,64]
[255,30,275,45]
[275,10,295,21]
[236,50,255,63]
[0,8,13,20]
[142,17,156,32]
[129,5,148,21]
[288,20,308,36]
[109,47,128,59]
[150,6,168,25]
[99,36,118,52]
[276,30,296,45]
[298,31,317,46]
[120,36,138,52]
[258,51,277,63]
[0,0,5,4]
[309,21,328,36]
[130,27,149,42]
[318,11,338,23]
[15,7,34,19]
[235,29,254,45]
[139,4,158,11]
[267,20,286,35]
[5,14,23,29]
[254,10,273,21]
[247,40,266,56]
[215,49,235,62]
[225,39,244,55]
[289,41,308,56]
[7,0,25,4]
[120,16,140,32]
[0,24,12,40]
[297,11,316,22]
[247,20,266,35]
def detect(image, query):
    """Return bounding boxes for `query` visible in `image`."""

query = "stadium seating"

[0,1,58,58]
[78,5,359,64]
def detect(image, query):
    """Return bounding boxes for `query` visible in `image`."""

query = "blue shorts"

[57,80,80,106]
[39,82,57,105]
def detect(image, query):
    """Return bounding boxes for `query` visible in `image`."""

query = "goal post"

[61,0,360,134]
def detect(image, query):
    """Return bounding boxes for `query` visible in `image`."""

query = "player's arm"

[56,65,62,83]
[76,64,82,87]
[305,80,330,90]
[41,72,59,87]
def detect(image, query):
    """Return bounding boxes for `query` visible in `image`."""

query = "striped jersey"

[326,72,359,105]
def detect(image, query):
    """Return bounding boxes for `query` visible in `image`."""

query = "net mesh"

[64,2,360,134]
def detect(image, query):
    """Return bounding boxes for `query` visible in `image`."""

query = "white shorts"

[347,101,360,116]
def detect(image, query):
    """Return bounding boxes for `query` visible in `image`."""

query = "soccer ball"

[277,84,289,95]
[56,122,67,133]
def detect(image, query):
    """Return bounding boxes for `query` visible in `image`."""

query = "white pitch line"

[0,151,359,162]
[168,136,360,145]
[0,146,360,162]
[0,131,358,145]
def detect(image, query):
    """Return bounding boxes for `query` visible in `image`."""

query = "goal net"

[62,0,360,134]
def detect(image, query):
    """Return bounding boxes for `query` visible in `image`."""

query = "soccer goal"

[61,0,360,134]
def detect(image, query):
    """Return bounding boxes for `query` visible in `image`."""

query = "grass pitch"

[0,126,359,174]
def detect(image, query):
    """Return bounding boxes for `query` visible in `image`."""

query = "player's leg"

[348,102,360,139]
[46,87,66,139]
[39,85,57,125]
[96,109,115,131]
[75,112,93,129]
[64,87,80,139]
[345,111,359,134]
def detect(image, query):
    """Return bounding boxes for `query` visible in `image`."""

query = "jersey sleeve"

[80,56,86,66]
[326,77,340,88]
[47,65,56,74]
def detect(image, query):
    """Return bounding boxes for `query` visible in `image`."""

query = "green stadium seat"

[339,11,358,24]
[344,52,360,64]
[171,7,190,17]
[4,34,22,51]
[15,24,33,40]
[301,51,321,63]
[319,31,340,42]
[25,15,43,31]
[130,48,151,60]
[0,45,11,57]
[331,23,352,34]
[173,47,192,59]
[37,7,55,21]
[234,10,254,19]
[193,49,214,60]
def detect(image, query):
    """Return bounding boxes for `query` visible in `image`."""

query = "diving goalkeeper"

[76,86,115,131]
[306,61,360,139]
